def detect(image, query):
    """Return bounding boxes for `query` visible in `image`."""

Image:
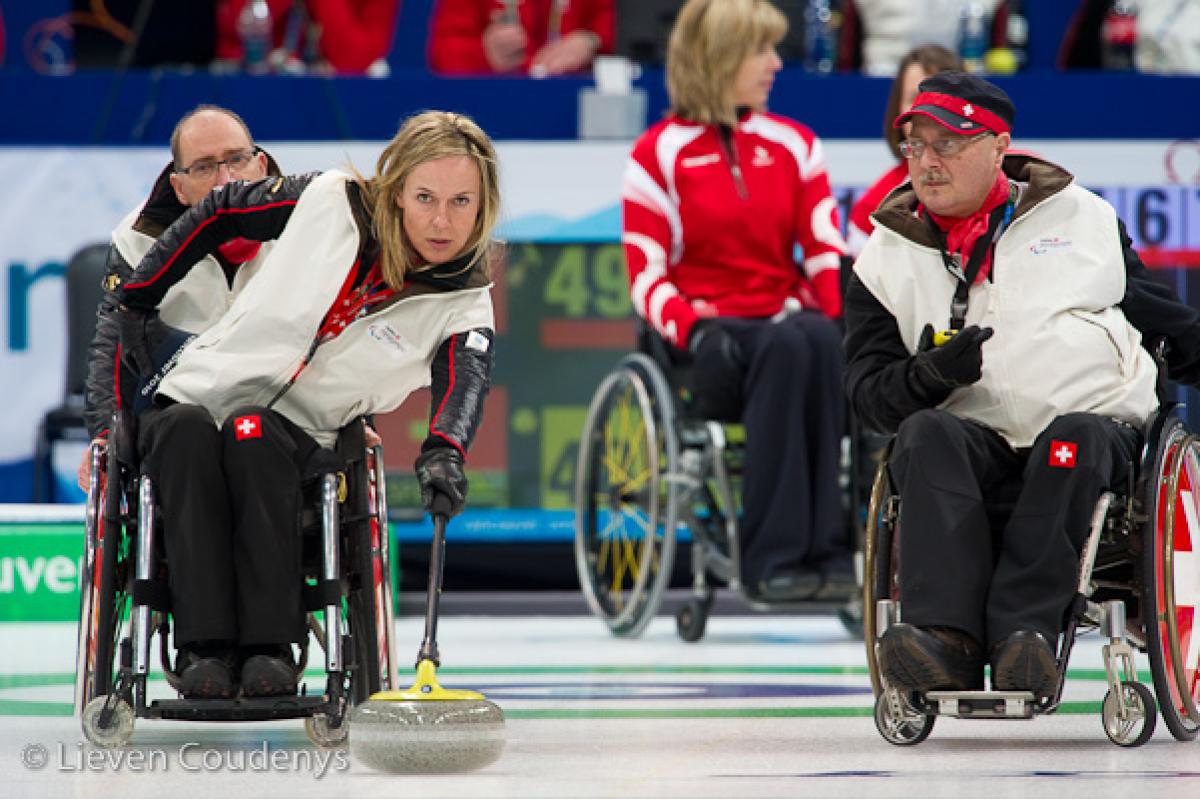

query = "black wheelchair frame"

[74,415,399,748]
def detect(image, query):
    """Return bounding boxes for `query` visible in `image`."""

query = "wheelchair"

[74,414,399,748]
[573,322,863,642]
[864,404,1200,747]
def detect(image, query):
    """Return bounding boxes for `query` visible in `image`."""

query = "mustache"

[918,171,949,185]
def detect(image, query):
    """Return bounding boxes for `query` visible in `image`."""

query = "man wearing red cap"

[844,72,1200,697]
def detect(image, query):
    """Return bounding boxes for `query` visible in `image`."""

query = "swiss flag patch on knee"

[234,415,263,441]
[1049,440,1077,468]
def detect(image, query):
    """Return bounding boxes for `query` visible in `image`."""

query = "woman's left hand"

[364,424,382,448]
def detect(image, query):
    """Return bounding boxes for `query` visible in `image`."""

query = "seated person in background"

[428,0,613,76]
[623,0,854,602]
[846,43,961,256]
[844,72,1200,696]
[79,105,277,490]
[215,0,401,75]
[118,111,498,699]
[839,0,1006,75]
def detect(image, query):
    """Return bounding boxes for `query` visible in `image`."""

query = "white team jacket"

[156,170,495,446]
[853,175,1158,448]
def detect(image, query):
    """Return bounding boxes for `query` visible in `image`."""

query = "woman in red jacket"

[622,0,853,602]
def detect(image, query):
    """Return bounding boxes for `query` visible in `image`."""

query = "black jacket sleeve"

[421,329,494,455]
[1117,219,1200,386]
[117,173,316,310]
[844,273,953,434]
[81,244,133,439]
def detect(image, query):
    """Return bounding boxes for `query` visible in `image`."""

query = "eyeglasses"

[175,147,261,179]
[898,133,992,160]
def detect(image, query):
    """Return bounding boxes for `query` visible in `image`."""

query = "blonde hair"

[358,111,500,288]
[666,0,787,126]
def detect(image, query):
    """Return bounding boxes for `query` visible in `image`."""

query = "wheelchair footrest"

[147,695,331,722]
[923,690,1038,719]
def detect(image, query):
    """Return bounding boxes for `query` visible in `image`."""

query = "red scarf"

[217,237,262,265]
[317,258,397,342]
[924,172,1011,284]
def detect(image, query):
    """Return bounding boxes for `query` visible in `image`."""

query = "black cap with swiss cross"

[893,71,1015,136]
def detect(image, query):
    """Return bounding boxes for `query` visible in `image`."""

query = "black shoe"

[991,630,1058,696]
[813,568,859,602]
[878,623,984,692]
[240,646,299,698]
[753,568,821,602]
[176,644,237,700]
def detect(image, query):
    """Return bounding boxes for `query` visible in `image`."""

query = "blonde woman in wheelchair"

[115,111,499,701]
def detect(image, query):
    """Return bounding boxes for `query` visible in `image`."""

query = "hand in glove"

[414,447,468,518]
[912,323,994,390]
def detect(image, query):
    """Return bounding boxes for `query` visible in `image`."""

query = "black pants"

[888,409,1140,647]
[138,402,320,649]
[689,312,849,584]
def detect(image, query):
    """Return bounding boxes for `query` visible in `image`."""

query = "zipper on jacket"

[266,335,321,408]
[718,125,749,200]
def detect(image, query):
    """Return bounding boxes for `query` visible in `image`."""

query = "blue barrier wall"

[1,69,1197,144]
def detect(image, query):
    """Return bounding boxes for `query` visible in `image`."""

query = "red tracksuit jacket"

[622,111,848,348]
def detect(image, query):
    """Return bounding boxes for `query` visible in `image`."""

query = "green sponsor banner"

[0,521,405,622]
[0,524,84,622]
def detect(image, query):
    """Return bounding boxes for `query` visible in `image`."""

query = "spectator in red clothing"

[622,0,853,603]
[429,0,613,76]
[216,0,400,75]
[847,44,961,256]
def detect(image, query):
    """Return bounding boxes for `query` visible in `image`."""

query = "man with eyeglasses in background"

[78,105,282,698]
[843,72,1200,698]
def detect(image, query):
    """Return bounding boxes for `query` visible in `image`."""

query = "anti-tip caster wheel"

[873,689,934,746]
[1102,681,1156,747]
[81,695,135,748]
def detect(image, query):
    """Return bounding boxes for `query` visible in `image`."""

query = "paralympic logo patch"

[1030,236,1073,255]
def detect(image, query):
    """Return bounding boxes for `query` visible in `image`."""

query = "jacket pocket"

[1068,308,1133,379]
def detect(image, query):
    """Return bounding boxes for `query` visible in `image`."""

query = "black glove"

[688,319,745,368]
[912,323,994,390]
[414,447,468,518]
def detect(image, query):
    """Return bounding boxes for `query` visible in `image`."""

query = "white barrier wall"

[1,139,1195,499]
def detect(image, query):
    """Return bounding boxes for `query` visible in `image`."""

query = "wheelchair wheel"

[575,354,679,637]
[81,695,135,748]
[675,595,712,643]
[1142,414,1200,741]
[305,712,350,748]
[1102,681,1157,747]
[862,443,897,697]
[75,442,127,715]
[873,689,934,745]
[344,442,399,705]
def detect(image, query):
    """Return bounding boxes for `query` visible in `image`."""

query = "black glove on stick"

[414,447,468,517]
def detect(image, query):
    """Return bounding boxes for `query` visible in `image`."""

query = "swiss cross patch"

[234,415,262,441]
[1049,440,1077,468]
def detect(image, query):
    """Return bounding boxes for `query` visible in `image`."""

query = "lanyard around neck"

[923,183,1016,332]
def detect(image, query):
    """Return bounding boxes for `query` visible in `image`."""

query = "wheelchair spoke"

[622,536,641,583]
[603,453,632,487]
